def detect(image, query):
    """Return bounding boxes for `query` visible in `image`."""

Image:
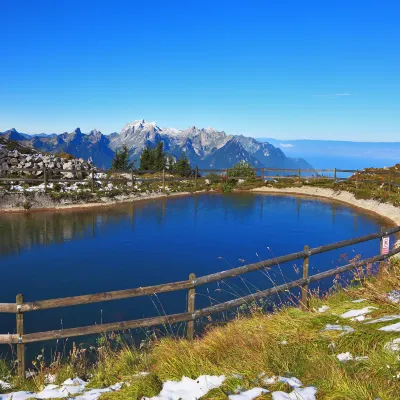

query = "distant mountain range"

[0,121,312,170]
[262,138,400,170]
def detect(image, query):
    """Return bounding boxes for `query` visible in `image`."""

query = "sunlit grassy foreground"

[1,260,400,399]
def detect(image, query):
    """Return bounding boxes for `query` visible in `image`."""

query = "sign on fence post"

[381,236,390,255]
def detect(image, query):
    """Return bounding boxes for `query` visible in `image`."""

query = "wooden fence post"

[334,168,337,181]
[301,245,310,310]
[91,168,95,194]
[16,293,25,379]
[388,170,392,192]
[163,168,165,192]
[187,273,196,340]
[261,168,265,183]
[194,166,198,190]
[43,165,47,193]
[298,168,301,183]
[131,170,135,192]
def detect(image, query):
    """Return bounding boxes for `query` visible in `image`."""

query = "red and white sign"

[381,236,390,255]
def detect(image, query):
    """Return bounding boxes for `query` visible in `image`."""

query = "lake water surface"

[0,193,390,359]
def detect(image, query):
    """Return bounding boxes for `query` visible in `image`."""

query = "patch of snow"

[365,315,400,324]
[272,386,317,400]
[146,375,225,400]
[229,387,269,399]
[62,378,87,386]
[44,374,57,384]
[387,290,400,304]
[351,315,371,322]
[322,324,355,333]
[379,322,400,332]
[385,338,400,352]
[0,391,35,400]
[337,352,368,362]
[337,352,352,362]
[0,381,11,390]
[1,378,123,400]
[351,299,366,303]
[263,376,279,385]
[318,305,329,313]
[74,383,123,400]
[340,307,377,319]
[279,377,302,388]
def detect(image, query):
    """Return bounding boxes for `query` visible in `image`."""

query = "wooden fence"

[1,225,400,378]
[1,166,400,193]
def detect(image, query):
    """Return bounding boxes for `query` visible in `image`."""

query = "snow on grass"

[229,387,269,399]
[340,306,377,319]
[351,299,366,303]
[272,386,317,400]
[144,375,225,400]
[387,290,400,304]
[322,324,355,333]
[350,315,371,322]
[336,352,368,363]
[385,338,400,352]
[0,378,123,400]
[0,391,34,400]
[318,305,329,313]
[10,182,94,193]
[262,376,279,385]
[0,381,11,390]
[365,315,400,324]
[379,322,400,332]
[278,377,303,388]
[260,375,303,388]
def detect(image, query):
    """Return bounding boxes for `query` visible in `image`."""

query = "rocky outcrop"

[0,144,93,179]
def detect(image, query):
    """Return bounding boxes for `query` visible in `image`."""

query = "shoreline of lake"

[252,186,400,229]
[2,185,400,231]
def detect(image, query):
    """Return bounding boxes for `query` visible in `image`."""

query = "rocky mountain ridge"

[0,121,312,170]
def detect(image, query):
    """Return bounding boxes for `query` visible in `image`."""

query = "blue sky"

[1,0,399,141]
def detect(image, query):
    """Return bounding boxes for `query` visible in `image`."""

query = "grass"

[1,259,400,399]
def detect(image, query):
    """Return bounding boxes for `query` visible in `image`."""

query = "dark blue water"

[0,193,390,361]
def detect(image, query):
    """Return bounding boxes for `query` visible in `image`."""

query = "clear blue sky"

[1,0,399,141]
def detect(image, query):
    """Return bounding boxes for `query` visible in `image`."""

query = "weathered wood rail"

[1,166,400,193]
[1,226,399,378]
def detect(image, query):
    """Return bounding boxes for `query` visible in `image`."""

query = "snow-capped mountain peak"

[0,120,313,170]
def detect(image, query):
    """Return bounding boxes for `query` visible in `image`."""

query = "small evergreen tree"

[148,147,155,170]
[140,147,151,170]
[154,142,166,171]
[111,145,134,171]
[175,151,192,177]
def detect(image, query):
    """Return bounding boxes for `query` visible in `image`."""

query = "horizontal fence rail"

[1,245,399,346]
[1,225,399,380]
[1,165,400,196]
[0,226,398,315]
